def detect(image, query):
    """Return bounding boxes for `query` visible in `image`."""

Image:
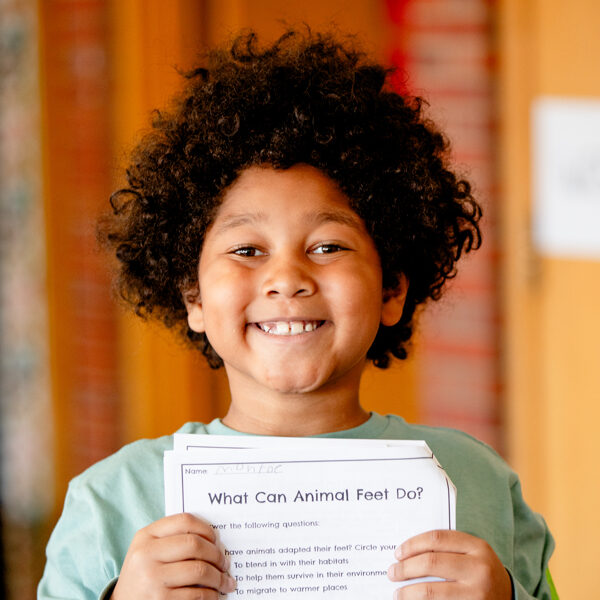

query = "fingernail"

[223,554,231,571]
[225,575,237,592]
[394,545,403,559]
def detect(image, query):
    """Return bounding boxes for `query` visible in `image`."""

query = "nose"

[260,253,317,298]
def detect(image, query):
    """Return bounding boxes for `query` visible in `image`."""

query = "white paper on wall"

[532,96,600,260]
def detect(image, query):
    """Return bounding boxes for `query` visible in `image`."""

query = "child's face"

[185,164,406,398]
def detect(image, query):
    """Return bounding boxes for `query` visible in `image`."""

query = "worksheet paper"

[173,432,441,452]
[164,439,455,599]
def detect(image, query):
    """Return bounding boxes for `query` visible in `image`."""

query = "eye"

[230,245,267,257]
[311,243,347,255]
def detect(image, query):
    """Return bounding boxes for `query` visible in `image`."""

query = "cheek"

[199,266,253,330]
[328,267,383,327]
[201,263,243,301]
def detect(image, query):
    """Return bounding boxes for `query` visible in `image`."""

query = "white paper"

[532,96,600,259]
[164,441,455,599]
[174,432,436,452]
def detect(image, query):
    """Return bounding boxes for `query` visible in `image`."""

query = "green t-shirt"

[38,413,556,599]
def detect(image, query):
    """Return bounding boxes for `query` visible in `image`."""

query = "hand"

[112,513,236,600]
[387,530,512,599]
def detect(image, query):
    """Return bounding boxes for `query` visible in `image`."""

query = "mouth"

[252,320,325,336]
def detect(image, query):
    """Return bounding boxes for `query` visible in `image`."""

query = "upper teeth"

[257,321,320,335]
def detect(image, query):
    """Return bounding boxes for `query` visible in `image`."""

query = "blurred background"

[1,0,599,597]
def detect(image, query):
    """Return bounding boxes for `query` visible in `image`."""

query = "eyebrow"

[213,213,265,234]
[214,209,363,234]
[311,210,363,230]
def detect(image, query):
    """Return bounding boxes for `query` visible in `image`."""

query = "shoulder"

[46,423,212,574]
[71,433,170,491]
[40,424,206,598]
[380,414,503,454]
[377,415,545,566]
[69,422,210,499]
[379,414,517,488]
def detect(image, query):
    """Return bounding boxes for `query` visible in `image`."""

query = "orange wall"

[108,0,231,444]
[500,0,600,595]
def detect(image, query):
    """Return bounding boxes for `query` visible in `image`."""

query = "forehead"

[213,164,363,229]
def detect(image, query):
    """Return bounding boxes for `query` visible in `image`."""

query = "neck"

[221,374,369,437]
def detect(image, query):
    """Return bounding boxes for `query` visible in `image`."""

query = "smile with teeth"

[255,320,324,336]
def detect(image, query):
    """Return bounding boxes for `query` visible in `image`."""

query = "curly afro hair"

[102,28,482,369]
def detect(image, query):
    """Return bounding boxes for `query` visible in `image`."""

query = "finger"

[168,587,220,600]
[396,530,484,560]
[394,580,464,600]
[388,551,476,582]
[151,532,229,571]
[159,560,236,593]
[144,513,217,543]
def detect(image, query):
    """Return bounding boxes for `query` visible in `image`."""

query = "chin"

[266,380,322,395]
[263,371,328,395]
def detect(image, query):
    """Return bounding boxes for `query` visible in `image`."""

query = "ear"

[381,274,409,327]
[183,288,205,333]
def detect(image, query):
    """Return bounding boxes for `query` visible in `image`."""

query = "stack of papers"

[164,435,455,598]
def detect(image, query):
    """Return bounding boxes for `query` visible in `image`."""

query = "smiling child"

[39,30,557,600]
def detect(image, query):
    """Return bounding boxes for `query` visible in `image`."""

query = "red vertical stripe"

[382,0,502,452]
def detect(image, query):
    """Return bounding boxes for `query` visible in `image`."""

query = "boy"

[39,30,556,600]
